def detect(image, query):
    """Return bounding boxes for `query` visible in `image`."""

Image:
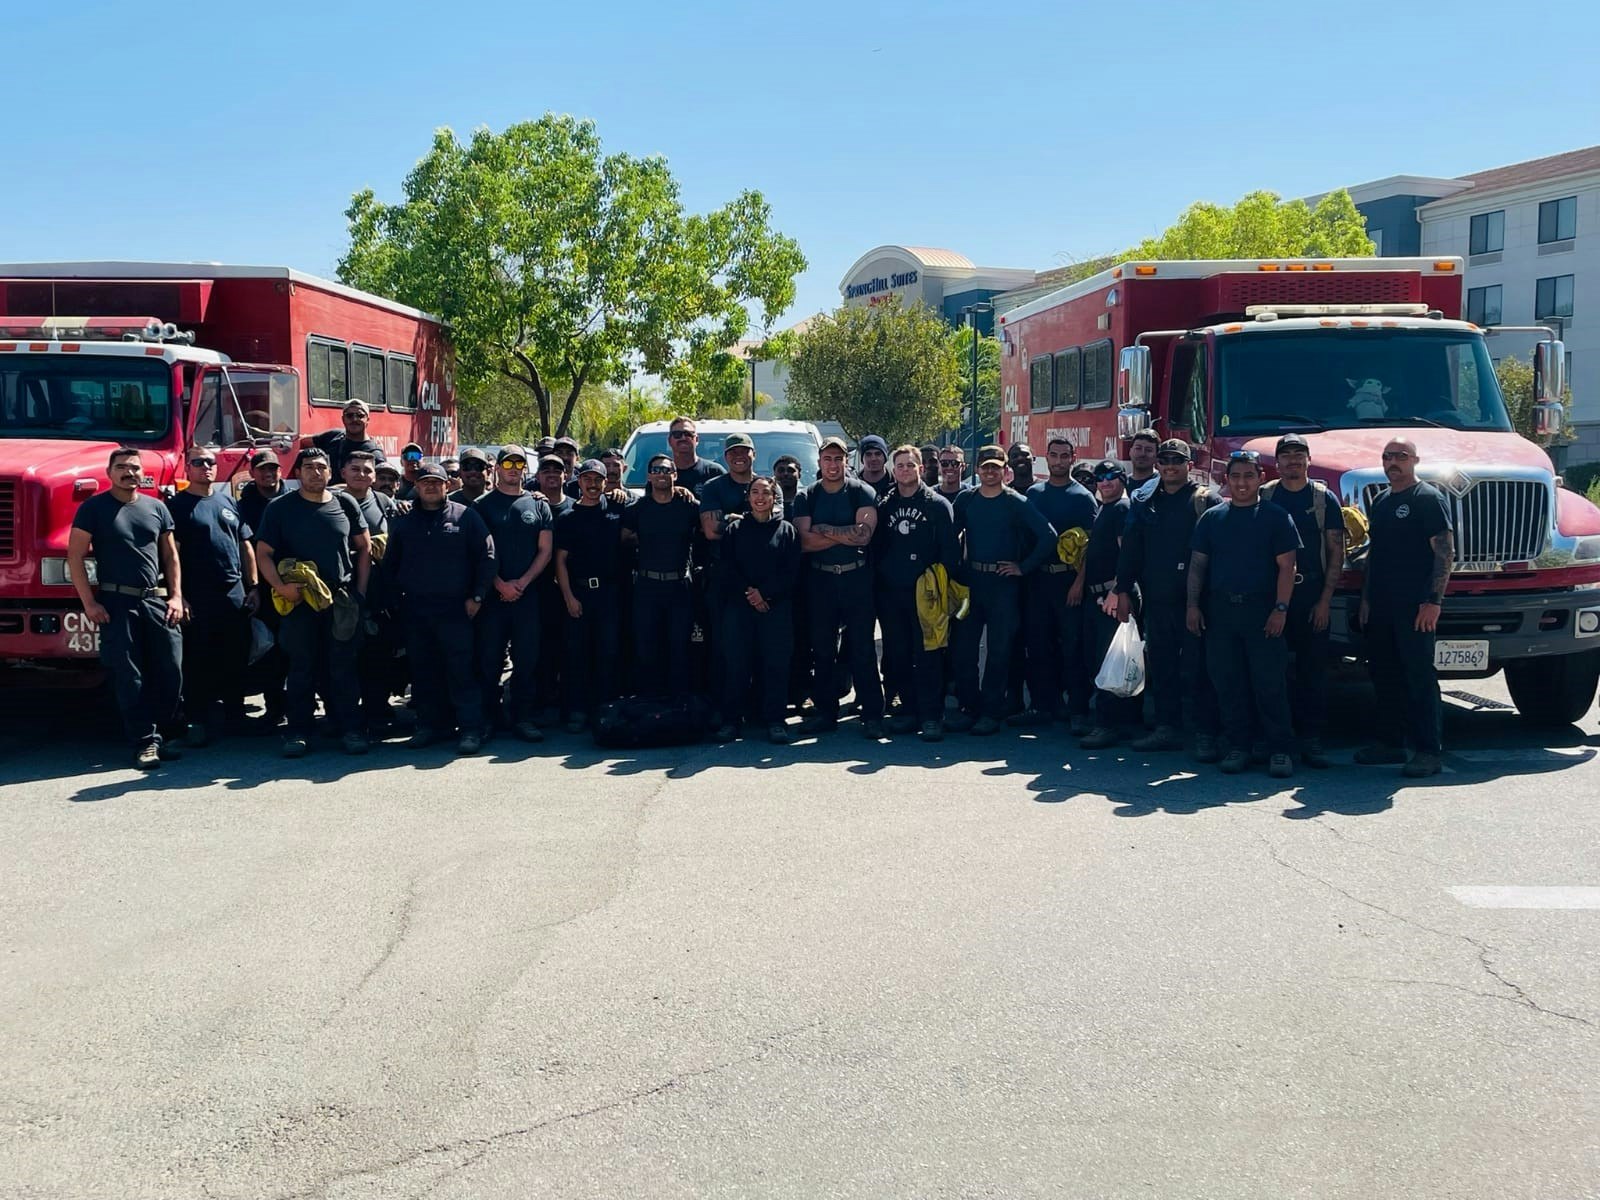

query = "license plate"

[1434,639,1489,672]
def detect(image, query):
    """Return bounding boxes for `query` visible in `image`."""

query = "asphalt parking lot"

[2,675,1597,1199]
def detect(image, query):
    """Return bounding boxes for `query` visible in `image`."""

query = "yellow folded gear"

[915,563,971,651]
[368,532,388,564]
[1341,505,1369,554]
[1056,527,1089,570]
[270,558,334,615]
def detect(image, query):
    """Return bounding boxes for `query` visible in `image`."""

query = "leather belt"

[639,570,685,582]
[1219,592,1268,604]
[1087,581,1115,596]
[1040,563,1073,575]
[968,561,1003,574]
[810,560,865,575]
[99,583,167,599]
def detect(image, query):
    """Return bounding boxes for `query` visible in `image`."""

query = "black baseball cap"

[537,454,565,472]
[554,436,580,452]
[249,449,279,467]
[1275,433,1311,455]
[1157,438,1191,461]
[1092,458,1127,481]
[458,447,490,468]
[416,459,450,481]
[498,443,528,463]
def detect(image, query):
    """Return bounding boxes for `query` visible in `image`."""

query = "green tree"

[337,115,806,438]
[664,343,761,418]
[1495,354,1574,445]
[1124,188,1376,261]
[784,296,962,446]
[951,325,1001,450]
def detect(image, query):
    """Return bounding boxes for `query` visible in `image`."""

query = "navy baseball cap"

[416,459,450,481]
[576,458,606,477]
[1276,433,1311,455]
[1092,458,1127,481]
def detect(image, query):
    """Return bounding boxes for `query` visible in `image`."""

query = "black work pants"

[807,567,882,722]
[955,575,1021,720]
[1285,585,1331,741]
[277,603,361,737]
[249,582,287,720]
[634,575,693,699]
[535,580,566,715]
[1025,568,1091,717]
[182,597,249,723]
[722,597,793,725]
[477,590,541,725]
[1083,595,1142,729]
[1205,595,1293,754]
[562,583,620,716]
[100,593,182,747]
[1143,599,1219,736]
[1365,609,1441,754]
[877,580,943,723]
[356,611,405,731]
[405,610,482,734]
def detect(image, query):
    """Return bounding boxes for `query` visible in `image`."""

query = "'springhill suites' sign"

[845,269,919,300]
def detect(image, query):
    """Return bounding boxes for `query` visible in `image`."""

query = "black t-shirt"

[1367,482,1452,613]
[312,429,387,475]
[673,456,726,498]
[622,493,700,576]
[476,489,553,580]
[237,481,285,536]
[554,498,625,583]
[1191,501,1302,597]
[347,488,396,537]
[1265,482,1338,584]
[1083,495,1130,585]
[795,479,878,567]
[256,490,366,589]
[701,473,779,523]
[857,472,894,500]
[72,492,173,591]
[165,490,251,607]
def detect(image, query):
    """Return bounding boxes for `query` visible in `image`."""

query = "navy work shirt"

[554,498,626,585]
[382,500,496,616]
[165,490,252,609]
[623,492,700,577]
[795,479,878,568]
[1366,482,1452,614]
[1191,501,1302,597]
[1265,481,1340,587]
[72,492,173,591]
[873,485,958,588]
[476,489,553,581]
[256,490,366,591]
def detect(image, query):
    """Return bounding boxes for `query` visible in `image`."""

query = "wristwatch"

[471,594,484,605]
[1273,602,1289,613]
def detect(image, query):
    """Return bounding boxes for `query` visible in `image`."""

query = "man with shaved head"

[1355,438,1453,778]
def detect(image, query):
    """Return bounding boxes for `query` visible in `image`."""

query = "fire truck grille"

[1362,479,1549,569]
[0,480,16,561]
[1220,273,1418,310]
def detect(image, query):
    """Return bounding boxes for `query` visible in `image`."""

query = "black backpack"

[592,694,713,749]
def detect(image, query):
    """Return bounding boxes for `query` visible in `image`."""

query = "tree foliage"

[951,325,1001,450]
[338,114,806,437]
[1495,354,1574,446]
[664,344,763,419]
[1124,188,1376,261]
[784,296,962,446]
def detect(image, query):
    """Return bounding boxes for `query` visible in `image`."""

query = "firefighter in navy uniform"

[1017,436,1097,730]
[1186,450,1301,778]
[716,476,803,744]
[475,445,554,743]
[67,447,186,770]
[554,459,627,732]
[166,447,258,746]
[1355,438,1454,778]
[1078,461,1138,749]
[623,454,700,695]
[383,459,497,754]
[312,399,387,476]
[341,450,403,737]
[873,445,959,741]
[531,454,575,723]
[1112,438,1223,761]
[1263,433,1346,768]
[238,448,288,727]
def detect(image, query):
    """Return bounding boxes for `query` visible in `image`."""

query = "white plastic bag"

[1094,618,1146,698]
[248,617,275,665]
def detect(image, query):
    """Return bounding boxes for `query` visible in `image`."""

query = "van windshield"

[0,354,172,442]
[1214,328,1512,435]
[624,430,820,487]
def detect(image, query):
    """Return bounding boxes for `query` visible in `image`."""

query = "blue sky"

[8,0,1597,330]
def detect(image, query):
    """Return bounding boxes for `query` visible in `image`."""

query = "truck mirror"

[1533,400,1563,439]
[1535,339,1565,404]
[1117,345,1152,409]
[1117,406,1151,441]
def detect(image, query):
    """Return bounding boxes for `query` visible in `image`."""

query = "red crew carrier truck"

[997,256,1598,726]
[0,262,455,684]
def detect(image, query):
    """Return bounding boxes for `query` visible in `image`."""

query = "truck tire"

[1504,652,1600,728]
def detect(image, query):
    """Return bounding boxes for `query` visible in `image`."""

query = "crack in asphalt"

[319,872,423,1029]
[267,1018,826,1200]
[1308,815,1448,870]
[1259,833,1593,1030]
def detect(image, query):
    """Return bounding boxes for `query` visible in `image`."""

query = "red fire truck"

[997,256,1600,726]
[0,262,455,683]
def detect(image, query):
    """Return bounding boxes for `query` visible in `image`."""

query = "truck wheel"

[1504,652,1600,728]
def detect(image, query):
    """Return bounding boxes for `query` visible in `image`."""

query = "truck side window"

[1184,344,1208,435]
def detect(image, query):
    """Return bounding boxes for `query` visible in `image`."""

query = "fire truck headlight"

[1573,536,1600,562]
[41,557,95,586]
[1577,608,1600,638]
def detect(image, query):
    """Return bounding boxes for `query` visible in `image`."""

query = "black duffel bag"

[592,694,712,749]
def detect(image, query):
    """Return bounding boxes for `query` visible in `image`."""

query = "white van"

[621,418,824,489]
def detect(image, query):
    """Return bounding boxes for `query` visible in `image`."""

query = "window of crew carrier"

[386,353,418,412]
[1029,353,1052,413]
[306,337,349,407]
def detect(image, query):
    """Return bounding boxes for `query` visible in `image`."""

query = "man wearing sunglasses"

[474,445,554,742]
[449,448,492,504]
[1186,449,1301,778]
[934,448,967,504]
[622,453,701,698]
[166,448,259,746]
[665,417,726,498]
[396,442,426,501]
[1112,438,1223,760]
[312,398,387,476]
[1355,439,1453,778]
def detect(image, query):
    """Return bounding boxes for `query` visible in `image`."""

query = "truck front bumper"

[1331,588,1600,669]
[0,598,106,682]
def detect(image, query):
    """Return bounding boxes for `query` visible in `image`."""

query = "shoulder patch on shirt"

[520,509,539,524]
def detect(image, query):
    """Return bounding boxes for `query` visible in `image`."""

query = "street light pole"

[962,302,993,483]
[750,351,757,420]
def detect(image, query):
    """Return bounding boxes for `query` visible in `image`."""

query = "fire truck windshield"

[0,354,172,442]
[1213,328,1512,436]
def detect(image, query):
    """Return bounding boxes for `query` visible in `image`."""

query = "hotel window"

[1466,285,1502,327]
[1534,275,1574,321]
[1538,196,1576,244]
[1469,210,1504,255]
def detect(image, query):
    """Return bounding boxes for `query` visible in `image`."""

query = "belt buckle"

[586,577,600,590]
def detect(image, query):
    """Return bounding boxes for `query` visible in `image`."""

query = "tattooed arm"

[1416,530,1453,633]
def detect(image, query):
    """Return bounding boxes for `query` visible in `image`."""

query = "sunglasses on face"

[939,459,960,467]
[647,464,674,475]
[1382,451,1412,461]
[1228,450,1260,463]
[402,451,422,462]
[189,457,217,467]
[499,457,527,470]
[1156,454,1187,465]
[669,430,694,440]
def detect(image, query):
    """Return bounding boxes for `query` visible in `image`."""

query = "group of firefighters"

[65,397,1455,779]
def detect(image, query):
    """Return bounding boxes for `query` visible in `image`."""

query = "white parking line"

[1448,886,1600,909]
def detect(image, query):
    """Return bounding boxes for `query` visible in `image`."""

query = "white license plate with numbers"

[1434,639,1489,672]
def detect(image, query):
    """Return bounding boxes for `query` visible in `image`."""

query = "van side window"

[1029,353,1052,414]
[1082,339,1113,408]
[1054,347,1080,410]
[387,354,418,413]
[307,337,349,407]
